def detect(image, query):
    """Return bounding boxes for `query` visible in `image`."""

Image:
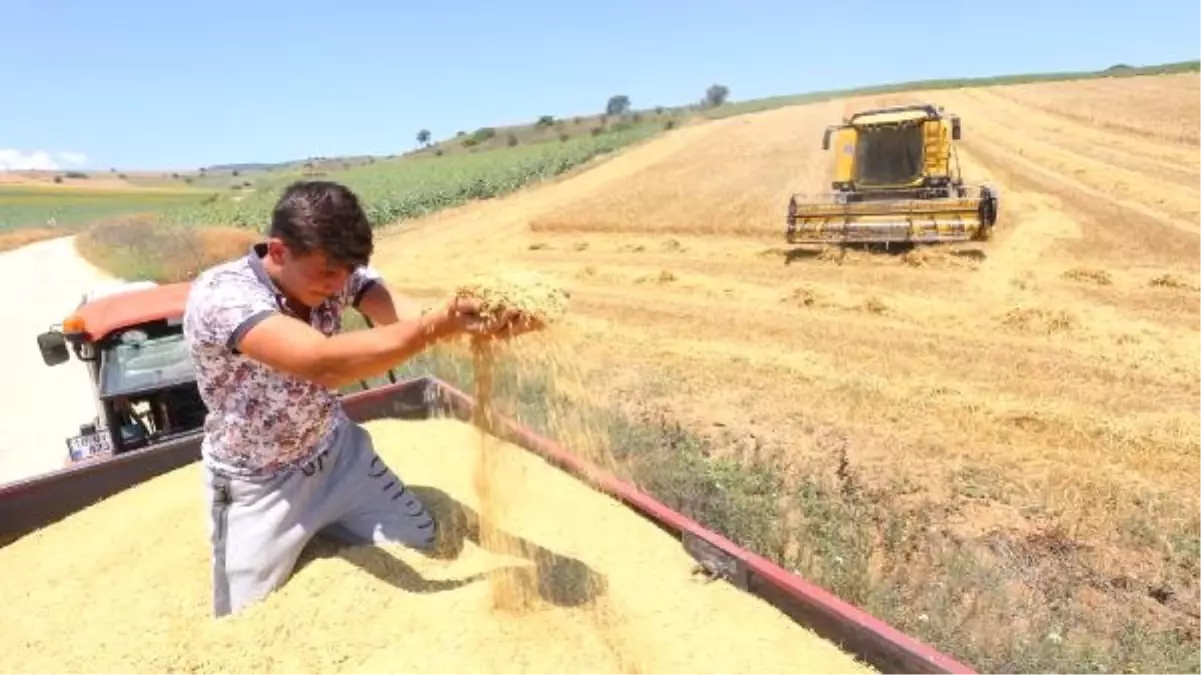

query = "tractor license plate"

[66,431,113,462]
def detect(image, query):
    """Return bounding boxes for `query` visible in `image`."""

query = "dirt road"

[0,236,116,485]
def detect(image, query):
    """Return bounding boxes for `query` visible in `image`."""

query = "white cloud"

[58,152,88,166]
[0,149,58,171]
[0,149,89,171]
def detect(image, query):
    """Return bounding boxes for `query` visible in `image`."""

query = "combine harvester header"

[786,103,999,246]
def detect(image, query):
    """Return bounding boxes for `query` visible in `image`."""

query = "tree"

[704,84,730,108]
[606,94,631,116]
[416,129,431,147]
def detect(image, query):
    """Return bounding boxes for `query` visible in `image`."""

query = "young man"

[183,180,528,617]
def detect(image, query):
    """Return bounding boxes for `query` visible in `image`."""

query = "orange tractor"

[35,281,207,465]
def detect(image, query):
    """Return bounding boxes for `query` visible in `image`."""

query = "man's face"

[265,239,353,309]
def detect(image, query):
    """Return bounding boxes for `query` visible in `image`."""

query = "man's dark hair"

[269,180,373,269]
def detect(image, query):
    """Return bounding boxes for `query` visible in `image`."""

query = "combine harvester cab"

[0,375,977,673]
[785,104,999,247]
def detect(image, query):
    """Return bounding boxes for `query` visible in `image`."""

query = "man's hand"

[436,296,546,342]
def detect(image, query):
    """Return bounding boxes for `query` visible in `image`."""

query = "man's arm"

[354,279,424,327]
[188,272,494,391]
[237,307,455,390]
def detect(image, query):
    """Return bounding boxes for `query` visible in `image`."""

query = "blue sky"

[2,0,1197,172]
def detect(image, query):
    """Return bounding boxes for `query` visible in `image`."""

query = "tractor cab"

[35,281,207,465]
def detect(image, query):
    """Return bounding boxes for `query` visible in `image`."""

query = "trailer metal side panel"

[0,375,975,674]
[0,433,201,545]
[0,377,434,544]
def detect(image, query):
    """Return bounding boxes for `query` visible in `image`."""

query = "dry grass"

[989,73,1201,144]
[527,103,836,238]
[1062,267,1114,286]
[0,227,68,253]
[74,215,260,282]
[366,71,1201,672]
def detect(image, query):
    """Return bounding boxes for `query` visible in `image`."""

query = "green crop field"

[157,125,660,230]
[0,186,209,232]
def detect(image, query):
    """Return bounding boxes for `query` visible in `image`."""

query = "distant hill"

[204,162,289,172]
[153,58,1201,175]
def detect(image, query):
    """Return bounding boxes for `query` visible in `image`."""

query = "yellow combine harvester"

[785,103,999,246]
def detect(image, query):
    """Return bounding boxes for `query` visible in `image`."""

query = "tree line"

[414,83,730,150]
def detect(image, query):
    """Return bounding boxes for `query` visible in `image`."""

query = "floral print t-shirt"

[183,242,381,480]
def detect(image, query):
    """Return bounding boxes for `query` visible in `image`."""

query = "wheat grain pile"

[0,417,873,674]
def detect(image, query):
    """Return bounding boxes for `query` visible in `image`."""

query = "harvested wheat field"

[368,71,1201,671]
[0,417,873,675]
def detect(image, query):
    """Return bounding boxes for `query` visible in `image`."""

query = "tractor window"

[99,331,196,399]
[854,123,924,186]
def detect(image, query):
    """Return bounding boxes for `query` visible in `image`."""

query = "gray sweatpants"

[203,420,437,617]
